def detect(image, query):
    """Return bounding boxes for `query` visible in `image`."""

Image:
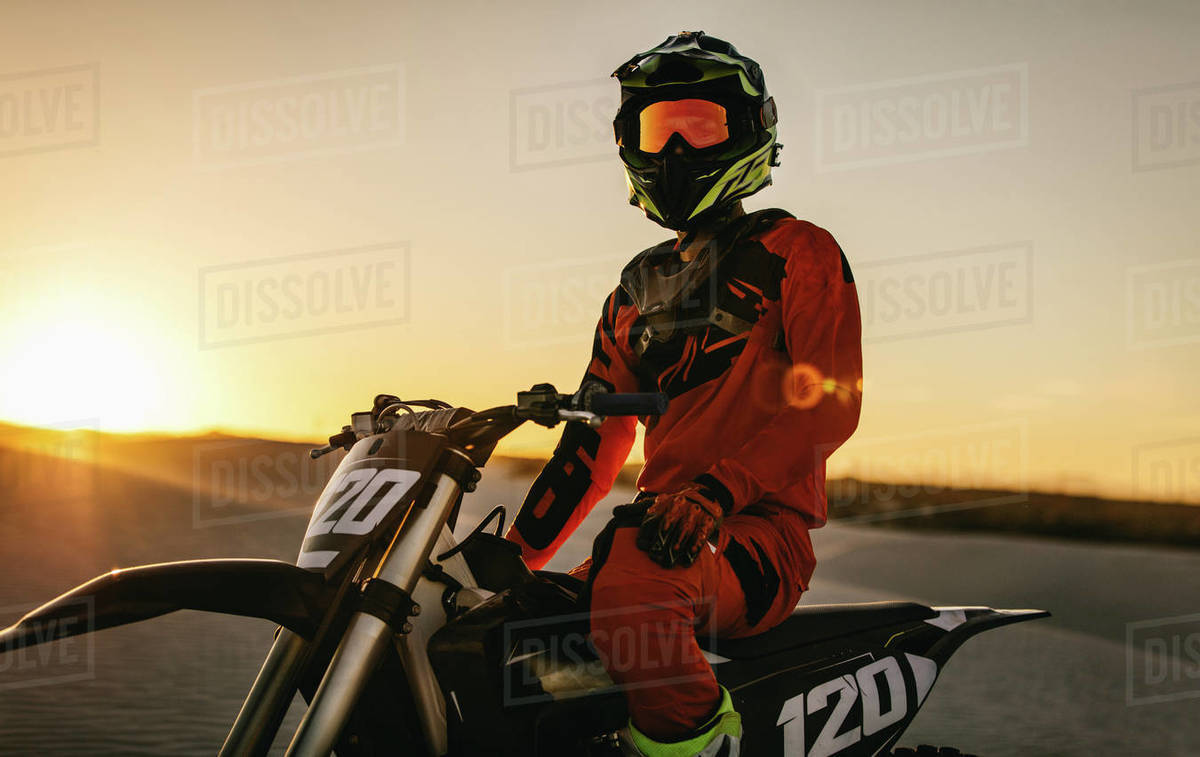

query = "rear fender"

[0,558,331,653]
[921,605,1050,665]
[712,605,1049,756]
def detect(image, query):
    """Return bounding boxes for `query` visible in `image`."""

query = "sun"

[0,316,163,432]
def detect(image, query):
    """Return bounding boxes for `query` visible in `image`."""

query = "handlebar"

[312,384,669,460]
[515,383,667,428]
[586,391,669,417]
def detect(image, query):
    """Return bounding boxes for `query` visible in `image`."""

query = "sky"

[1,0,1198,503]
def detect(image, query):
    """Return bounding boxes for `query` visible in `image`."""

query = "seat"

[700,601,937,659]
[532,570,936,661]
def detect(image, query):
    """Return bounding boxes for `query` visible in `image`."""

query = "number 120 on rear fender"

[732,651,938,756]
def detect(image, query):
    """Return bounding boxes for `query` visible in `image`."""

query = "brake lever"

[558,409,603,428]
[310,426,358,459]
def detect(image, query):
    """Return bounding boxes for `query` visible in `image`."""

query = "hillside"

[2,423,1197,554]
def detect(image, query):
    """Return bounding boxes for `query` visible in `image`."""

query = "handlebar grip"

[587,392,669,417]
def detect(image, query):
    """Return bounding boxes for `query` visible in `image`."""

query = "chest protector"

[620,209,794,358]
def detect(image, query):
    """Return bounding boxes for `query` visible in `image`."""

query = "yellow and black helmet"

[612,31,781,231]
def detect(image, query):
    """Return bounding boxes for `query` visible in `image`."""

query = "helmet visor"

[637,99,729,153]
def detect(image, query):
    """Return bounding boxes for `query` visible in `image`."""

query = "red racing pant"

[578,501,816,741]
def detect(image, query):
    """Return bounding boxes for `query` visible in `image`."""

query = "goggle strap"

[760,97,777,129]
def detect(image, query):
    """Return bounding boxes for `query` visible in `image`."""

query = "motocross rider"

[505,32,863,756]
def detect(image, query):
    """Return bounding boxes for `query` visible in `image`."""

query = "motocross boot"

[620,686,741,757]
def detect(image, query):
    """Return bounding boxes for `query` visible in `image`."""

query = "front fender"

[0,558,330,652]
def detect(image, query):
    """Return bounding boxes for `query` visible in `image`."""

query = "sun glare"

[0,317,163,432]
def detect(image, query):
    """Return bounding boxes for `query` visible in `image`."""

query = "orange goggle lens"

[638,99,729,153]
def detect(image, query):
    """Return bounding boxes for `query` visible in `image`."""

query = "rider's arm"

[701,221,864,515]
[505,288,640,569]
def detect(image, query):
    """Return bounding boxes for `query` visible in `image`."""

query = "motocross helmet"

[612,31,781,231]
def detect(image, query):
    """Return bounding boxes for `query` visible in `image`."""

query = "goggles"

[635,98,730,153]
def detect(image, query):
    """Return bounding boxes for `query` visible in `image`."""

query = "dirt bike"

[0,384,1048,756]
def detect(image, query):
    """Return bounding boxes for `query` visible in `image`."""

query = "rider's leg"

[589,525,723,739]
[587,503,813,748]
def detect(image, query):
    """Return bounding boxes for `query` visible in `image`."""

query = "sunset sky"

[1,0,1198,503]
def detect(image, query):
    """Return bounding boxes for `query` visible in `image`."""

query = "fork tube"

[286,473,463,757]
[370,475,463,589]
[219,629,309,757]
[286,612,394,756]
[396,630,448,756]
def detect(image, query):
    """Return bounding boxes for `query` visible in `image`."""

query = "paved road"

[519,476,1200,756]
[0,466,1195,755]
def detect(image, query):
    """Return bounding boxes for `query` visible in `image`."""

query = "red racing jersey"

[507,215,863,570]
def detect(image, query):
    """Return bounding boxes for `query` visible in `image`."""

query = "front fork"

[285,472,464,757]
[219,628,311,757]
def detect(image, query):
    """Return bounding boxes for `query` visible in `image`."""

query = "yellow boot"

[621,687,741,757]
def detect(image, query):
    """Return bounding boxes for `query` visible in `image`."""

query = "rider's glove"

[636,476,732,568]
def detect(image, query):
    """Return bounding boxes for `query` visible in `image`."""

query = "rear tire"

[887,747,977,757]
